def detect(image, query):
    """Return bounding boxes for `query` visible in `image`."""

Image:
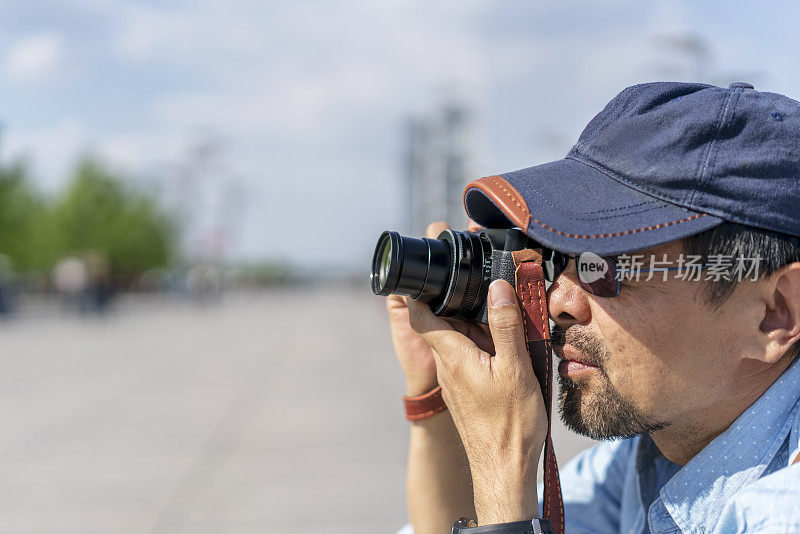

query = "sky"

[1,0,800,271]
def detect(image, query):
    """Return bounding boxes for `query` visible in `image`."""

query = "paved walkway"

[0,287,596,533]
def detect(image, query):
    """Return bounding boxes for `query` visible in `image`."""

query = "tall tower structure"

[403,99,473,236]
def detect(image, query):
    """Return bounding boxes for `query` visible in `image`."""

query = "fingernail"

[489,280,516,308]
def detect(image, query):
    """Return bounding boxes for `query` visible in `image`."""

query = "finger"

[446,318,496,354]
[467,219,482,232]
[407,298,483,370]
[426,221,449,239]
[486,280,529,368]
[440,384,451,407]
[385,294,407,312]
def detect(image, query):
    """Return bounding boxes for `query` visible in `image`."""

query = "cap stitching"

[531,213,706,239]
[690,89,736,205]
[567,154,691,206]
[520,183,659,216]
[698,90,743,207]
[521,185,666,220]
[487,175,529,215]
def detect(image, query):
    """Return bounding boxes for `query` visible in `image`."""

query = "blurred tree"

[0,143,176,282]
[0,157,56,271]
[52,158,175,280]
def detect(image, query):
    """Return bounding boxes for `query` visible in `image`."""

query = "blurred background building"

[0,0,796,532]
[405,99,476,235]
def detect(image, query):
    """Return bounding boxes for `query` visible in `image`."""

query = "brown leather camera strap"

[513,252,565,534]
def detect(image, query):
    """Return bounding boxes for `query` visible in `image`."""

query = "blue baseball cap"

[463,81,800,255]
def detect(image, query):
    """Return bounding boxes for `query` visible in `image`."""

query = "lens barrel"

[370,231,450,300]
[370,229,493,319]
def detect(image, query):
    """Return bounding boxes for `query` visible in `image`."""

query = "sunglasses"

[541,251,688,298]
[542,251,620,298]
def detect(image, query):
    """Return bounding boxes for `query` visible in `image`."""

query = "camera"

[371,227,553,323]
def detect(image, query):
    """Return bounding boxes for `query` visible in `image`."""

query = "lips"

[555,345,600,378]
[553,344,599,368]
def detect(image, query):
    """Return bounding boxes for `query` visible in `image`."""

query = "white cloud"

[124,0,492,161]
[3,0,795,265]
[114,2,271,61]
[4,32,66,83]
[99,1,666,264]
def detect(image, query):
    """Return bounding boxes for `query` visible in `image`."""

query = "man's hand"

[407,279,548,525]
[385,222,449,396]
[386,221,493,395]
[387,222,481,533]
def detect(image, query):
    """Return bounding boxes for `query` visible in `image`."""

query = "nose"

[547,259,592,328]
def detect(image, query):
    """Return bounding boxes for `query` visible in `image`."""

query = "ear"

[758,263,800,363]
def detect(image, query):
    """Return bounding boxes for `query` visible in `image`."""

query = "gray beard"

[557,370,668,440]
[551,324,669,440]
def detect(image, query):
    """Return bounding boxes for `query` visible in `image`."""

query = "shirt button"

[729,82,755,89]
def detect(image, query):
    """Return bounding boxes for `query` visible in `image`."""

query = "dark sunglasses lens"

[576,254,619,297]
[543,250,568,282]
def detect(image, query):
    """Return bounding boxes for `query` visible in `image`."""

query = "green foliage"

[0,158,57,271]
[0,153,176,277]
[53,158,175,276]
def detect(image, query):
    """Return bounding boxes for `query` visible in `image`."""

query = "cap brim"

[463,157,723,255]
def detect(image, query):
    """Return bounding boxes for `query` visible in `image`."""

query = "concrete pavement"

[0,287,597,533]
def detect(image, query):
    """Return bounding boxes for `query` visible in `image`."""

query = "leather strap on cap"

[404,385,447,421]
[515,257,565,534]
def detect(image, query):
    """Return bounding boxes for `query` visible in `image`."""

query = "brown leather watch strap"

[403,385,447,421]
[515,258,565,534]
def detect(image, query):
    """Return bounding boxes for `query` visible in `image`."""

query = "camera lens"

[370,229,493,319]
[376,236,392,290]
[371,231,450,299]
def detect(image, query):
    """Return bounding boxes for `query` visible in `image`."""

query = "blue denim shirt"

[547,356,800,533]
[397,357,800,534]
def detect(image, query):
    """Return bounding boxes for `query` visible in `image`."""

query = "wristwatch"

[451,517,554,534]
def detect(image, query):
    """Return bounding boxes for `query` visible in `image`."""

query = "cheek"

[592,293,737,414]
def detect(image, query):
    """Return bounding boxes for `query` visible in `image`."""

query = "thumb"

[486,280,529,367]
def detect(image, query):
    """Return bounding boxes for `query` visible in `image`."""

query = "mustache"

[551,324,610,368]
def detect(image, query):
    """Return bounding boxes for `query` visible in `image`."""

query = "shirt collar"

[651,357,800,531]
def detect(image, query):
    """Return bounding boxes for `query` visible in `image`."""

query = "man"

[389,82,800,533]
